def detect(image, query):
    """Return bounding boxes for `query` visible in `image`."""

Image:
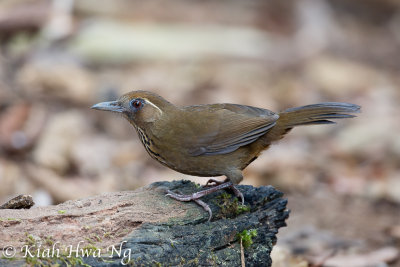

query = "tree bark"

[0,180,289,266]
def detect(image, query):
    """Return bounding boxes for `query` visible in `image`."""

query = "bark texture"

[0,180,289,266]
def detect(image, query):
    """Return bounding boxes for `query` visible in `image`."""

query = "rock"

[0,194,34,209]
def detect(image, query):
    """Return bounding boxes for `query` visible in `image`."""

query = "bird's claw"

[166,181,245,221]
[231,186,245,205]
[193,199,212,222]
[166,190,213,221]
[203,180,244,205]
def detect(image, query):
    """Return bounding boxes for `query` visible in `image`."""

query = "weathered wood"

[0,180,289,266]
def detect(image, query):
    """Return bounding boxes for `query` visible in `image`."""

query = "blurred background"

[0,0,399,266]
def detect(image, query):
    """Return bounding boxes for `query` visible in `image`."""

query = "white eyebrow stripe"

[143,98,163,114]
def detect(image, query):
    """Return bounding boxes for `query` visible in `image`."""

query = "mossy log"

[0,180,289,266]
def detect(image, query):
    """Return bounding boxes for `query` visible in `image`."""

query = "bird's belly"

[142,127,264,177]
[167,157,228,177]
[156,146,257,177]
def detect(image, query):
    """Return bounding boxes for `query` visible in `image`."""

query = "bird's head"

[91,91,173,127]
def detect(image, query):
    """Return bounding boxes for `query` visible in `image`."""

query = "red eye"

[133,100,141,107]
[130,99,142,109]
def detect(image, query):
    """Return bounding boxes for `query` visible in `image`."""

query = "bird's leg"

[193,199,212,221]
[203,178,244,205]
[167,181,234,202]
[225,171,245,205]
[166,181,245,221]
[203,178,227,187]
[166,181,236,221]
[231,186,244,205]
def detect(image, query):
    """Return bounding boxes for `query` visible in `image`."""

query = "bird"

[92,90,360,220]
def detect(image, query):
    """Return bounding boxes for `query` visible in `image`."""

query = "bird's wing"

[185,104,279,156]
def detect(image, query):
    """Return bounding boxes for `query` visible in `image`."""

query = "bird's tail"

[264,102,360,144]
[279,102,361,127]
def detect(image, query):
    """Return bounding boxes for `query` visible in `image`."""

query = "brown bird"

[92,91,360,220]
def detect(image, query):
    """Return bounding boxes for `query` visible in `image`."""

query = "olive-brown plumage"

[92,90,360,220]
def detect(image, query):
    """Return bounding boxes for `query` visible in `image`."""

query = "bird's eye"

[130,99,143,110]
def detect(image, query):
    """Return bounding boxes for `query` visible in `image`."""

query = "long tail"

[279,102,360,127]
[264,102,360,143]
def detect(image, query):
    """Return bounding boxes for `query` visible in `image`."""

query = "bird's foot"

[203,178,244,205]
[166,189,214,221]
[231,186,245,205]
[166,181,245,221]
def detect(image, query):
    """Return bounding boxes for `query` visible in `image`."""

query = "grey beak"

[91,101,125,113]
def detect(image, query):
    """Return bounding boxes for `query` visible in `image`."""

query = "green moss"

[237,229,257,249]
[236,204,250,214]
[57,210,66,214]
[20,233,94,267]
[98,258,114,263]
[169,240,176,248]
[186,257,199,265]
[22,245,92,267]
[93,234,102,242]
[23,247,93,267]
[123,258,136,266]
[44,236,55,246]
[25,233,36,246]
[1,256,16,261]
[208,252,219,266]
[59,255,92,267]
[179,257,186,265]
[85,236,97,245]
[216,193,250,218]
[103,231,112,238]
[0,217,21,222]
[82,244,100,252]
[218,192,231,200]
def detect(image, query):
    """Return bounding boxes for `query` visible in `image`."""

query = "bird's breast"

[135,126,168,166]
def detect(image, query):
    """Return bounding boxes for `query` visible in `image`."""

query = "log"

[0,180,289,266]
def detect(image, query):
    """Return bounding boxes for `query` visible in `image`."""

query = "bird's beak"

[91,101,125,113]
